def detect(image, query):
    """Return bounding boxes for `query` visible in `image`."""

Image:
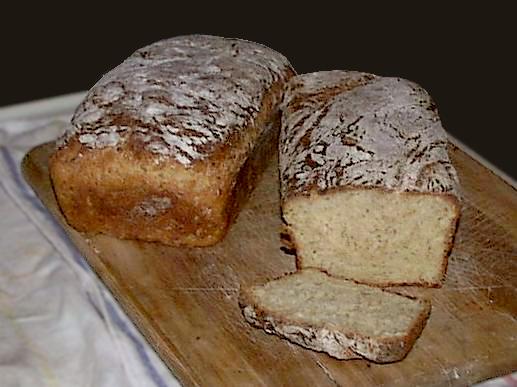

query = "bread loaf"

[279,71,460,287]
[50,35,294,246]
[239,269,431,362]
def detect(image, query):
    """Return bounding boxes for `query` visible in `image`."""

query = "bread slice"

[50,35,294,247]
[279,71,461,287]
[239,269,431,363]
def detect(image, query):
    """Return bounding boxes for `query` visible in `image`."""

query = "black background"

[2,7,515,179]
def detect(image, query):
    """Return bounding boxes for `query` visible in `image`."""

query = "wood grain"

[22,143,517,387]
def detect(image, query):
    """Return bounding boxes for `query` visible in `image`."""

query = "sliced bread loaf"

[279,71,461,287]
[239,269,431,363]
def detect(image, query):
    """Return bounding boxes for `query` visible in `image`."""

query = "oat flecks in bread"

[239,269,431,363]
[50,35,295,246]
[279,71,461,286]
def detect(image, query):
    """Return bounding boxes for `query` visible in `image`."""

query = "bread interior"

[283,189,457,286]
[251,269,425,336]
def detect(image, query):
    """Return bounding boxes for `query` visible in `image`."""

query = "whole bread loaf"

[279,71,461,287]
[50,35,294,246]
[239,269,431,362]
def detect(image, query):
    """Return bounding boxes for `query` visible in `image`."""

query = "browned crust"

[238,270,432,363]
[282,188,461,288]
[279,72,460,202]
[49,67,295,247]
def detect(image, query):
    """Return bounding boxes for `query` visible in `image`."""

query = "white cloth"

[0,113,179,387]
[0,97,513,387]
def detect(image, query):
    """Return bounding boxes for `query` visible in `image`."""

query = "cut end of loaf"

[239,269,431,363]
[283,189,460,287]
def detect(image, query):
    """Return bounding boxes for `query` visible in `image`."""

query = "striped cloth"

[0,113,179,387]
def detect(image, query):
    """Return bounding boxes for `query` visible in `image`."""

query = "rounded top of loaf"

[280,70,461,197]
[60,35,293,166]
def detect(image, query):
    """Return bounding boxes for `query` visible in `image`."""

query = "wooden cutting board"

[22,142,517,387]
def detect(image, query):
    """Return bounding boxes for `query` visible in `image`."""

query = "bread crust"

[279,71,461,199]
[49,35,295,246]
[239,270,432,363]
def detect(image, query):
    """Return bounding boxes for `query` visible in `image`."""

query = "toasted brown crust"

[279,71,461,199]
[50,65,295,246]
[238,270,432,363]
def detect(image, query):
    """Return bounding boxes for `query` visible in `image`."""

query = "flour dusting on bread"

[61,35,292,166]
[280,70,460,197]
